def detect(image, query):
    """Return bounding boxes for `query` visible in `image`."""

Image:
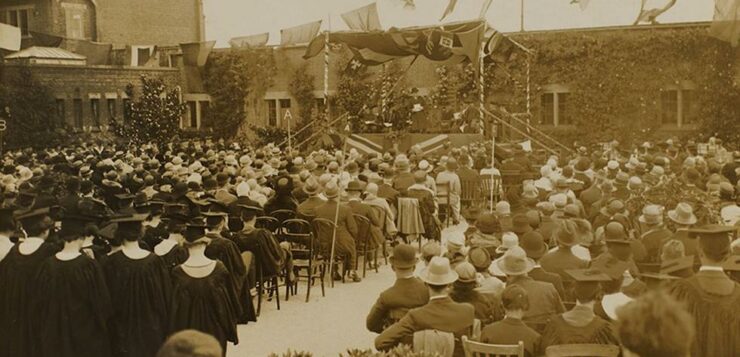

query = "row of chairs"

[461,337,620,357]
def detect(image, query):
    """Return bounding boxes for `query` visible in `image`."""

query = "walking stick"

[327,137,349,288]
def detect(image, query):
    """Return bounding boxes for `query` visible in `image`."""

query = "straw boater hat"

[668,202,697,225]
[418,256,458,285]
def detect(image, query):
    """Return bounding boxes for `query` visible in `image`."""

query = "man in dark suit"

[295,177,325,219]
[378,165,400,210]
[637,204,673,263]
[346,181,384,250]
[315,182,361,282]
[521,230,565,298]
[480,285,541,357]
[539,220,589,282]
[375,256,475,357]
[668,225,740,357]
[366,244,429,333]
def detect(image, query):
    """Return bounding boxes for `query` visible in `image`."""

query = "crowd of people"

[0,135,737,357]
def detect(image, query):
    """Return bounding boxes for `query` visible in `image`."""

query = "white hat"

[236,182,250,197]
[607,160,619,170]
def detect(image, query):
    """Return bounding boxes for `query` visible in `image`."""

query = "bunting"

[0,23,21,51]
[341,3,382,31]
[485,30,516,63]
[440,0,458,21]
[180,41,216,67]
[280,20,322,46]
[710,0,740,47]
[229,33,269,48]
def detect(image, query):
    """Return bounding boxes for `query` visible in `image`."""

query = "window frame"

[73,98,83,129]
[540,85,570,127]
[265,99,278,127]
[660,81,698,128]
[1,6,33,37]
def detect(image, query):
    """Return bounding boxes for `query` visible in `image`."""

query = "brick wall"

[96,0,203,46]
[2,64,181,128]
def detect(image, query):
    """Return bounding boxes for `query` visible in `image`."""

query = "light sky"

[203,0,715,47]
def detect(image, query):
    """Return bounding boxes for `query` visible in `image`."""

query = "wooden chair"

[255,248,280,316]
[255,216,280,234]
[460,178,482,209]
[462,336,524,357]
[500,170,523,198]
[352,214,378,278]
[282,218,325,302]
[545,344,620,357]
[369,204,390,265]
[270,209,296,239]
[310,217,344,287]
[481,174,502,208]
[436,181,451,227]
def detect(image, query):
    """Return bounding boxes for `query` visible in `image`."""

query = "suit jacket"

[314,200,358,248]
[366,277,430,333]
[529,266,565,299]
[393,172,415,193]
[539,248,589,281]
[377,183,400,208]
[507,275,565,329]
[296,196,326,219]
[480,317,541,357]
[347,199,384,246]
[375,296,475,357]
[639,227,673,263]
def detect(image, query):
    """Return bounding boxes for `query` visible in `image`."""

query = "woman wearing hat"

[32,215,114,357]
[103,214,172,357]
[170,217,242,353]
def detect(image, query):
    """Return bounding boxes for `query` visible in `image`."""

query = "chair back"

[481,175,502,203]
[436,181,451,204]
[413,329,455,357]
[352,214,372,248]
[369,204,387,236]
[255,216,280,233]
[545,344,620,357]
[271,209,296,225]
[282,218,314,260]
[460,178,481,205]
[461,336,524,357]
[310,217,337,253]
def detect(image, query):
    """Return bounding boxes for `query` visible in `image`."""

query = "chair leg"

[284,268,290,302]
[374,249,379,273]
[256,274,263,317]
[362,250,367,278]
[273,276,280,310]
[320,263,326,297]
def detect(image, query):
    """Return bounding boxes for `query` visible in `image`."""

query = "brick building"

[243,22,738,143]
[0,0,210,132]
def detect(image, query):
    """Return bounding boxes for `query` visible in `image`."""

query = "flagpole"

[520,0,525,32]
[479,40,485,123]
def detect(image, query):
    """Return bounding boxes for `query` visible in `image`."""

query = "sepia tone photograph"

[0,0,738,356]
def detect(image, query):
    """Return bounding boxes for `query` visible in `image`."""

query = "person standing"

[104,214,172,357]
[436,158,462,225]
[668,225,740,357]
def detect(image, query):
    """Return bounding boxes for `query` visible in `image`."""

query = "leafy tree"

[112,75,185,144]
[0,66,68,149]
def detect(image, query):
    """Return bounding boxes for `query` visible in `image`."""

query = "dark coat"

[529,266,565,299]
[480,317,541,357]
[366,277,430,333]
[296,196,326,219]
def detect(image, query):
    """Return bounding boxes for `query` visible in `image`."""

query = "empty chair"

[436,181,451,227]
[282,218,325,302]
[352,214,378,277]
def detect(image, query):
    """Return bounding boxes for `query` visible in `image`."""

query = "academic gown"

[0,242,60,357]
[103,252,172,357]
[205,233,256,324]
[32,254,113,357]
[668,269,740,357]
[540,305,618,350]
[155,241,189,270]
[170,261,242,352]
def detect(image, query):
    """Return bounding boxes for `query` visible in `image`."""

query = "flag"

[180,41,216,67]
[0,23,21,51]
[710,0,740,47]
[229,33,269,48]
[280,20,322,46]
[341,3,382,31]
[24,31,63,48]
[570,0,590,11]
[440,0,458,21]
[485,30,516,63]
[451,21,485,66]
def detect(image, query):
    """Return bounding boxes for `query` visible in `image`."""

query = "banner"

[180,41,216,67]
[0,23,21,51]
[485,30,516,63]
[280,20,322,46]
[229,33,269,48]
[710,0,740,47]
[62,39,113,65]
[341,3,382,31]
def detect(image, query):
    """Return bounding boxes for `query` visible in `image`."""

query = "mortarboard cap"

[688,224,735,259]
[660,255,695,276]
[566,269,610,302]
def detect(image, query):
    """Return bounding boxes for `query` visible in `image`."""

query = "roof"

[5,46,86,60]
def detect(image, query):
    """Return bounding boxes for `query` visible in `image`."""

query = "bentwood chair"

[310,217,344,287]
[545,344,620,357]
[255,216,280,234]
[436,181,451,227]
[271,209,296,239]
[462,337,524,357]
[282,218,325,302]
[369,204,390,265]
[352,214,378,277]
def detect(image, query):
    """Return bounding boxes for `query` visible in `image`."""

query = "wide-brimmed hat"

[418,256,458,285]
[418,160,433,173]
[604,221,630,244]
[389,243,418,269]
[468,247,492,270]
[600,199,625,217]
[555,220,578,247]
[495,232,519,254]
[302,177,322,195]
[520,231,548,260]
[323,182,340,199]
[667,202,697,225]
[510,214,532,235]
[638,204,663,225]
[394,155,410,171]
[455,262,477,283]
[475,212,500,235]
[346,180,363,192]
[496,246,535,276]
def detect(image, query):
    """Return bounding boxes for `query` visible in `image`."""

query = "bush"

[269,345,441,357]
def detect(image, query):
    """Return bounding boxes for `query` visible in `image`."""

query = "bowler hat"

[418,256,458,285]
[510,214,532,235]
[520,231,548,260]
[468,247,492,270]
[475,212,500,235]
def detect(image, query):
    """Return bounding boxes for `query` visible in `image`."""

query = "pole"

[328,139,349,288]
[479,41,485,123]
[490,123,496,212]
[287,112,292,152]
[323,30,330,118]
[520,0,525,32]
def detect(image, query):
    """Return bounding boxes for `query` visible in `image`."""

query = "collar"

[562,302,595,327]
[699,265,725,272]
[429,295,448,302]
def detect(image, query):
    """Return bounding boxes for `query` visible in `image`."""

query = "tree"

[113,75,185,144]
[0,66,68,149]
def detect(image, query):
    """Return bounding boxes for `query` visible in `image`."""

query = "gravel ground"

[227,222,468,357]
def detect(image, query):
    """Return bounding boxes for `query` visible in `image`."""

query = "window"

[62,3,86,39]
[660,85,697,127]
[107,99,116,121]
[540,88,570,126]
[137,48,151,66]
[2,8,30,36]
[55,99,65,127]
[122,98,131,123]
[265,99,277,126]
[90,99,100,126]
[200,101,209,126]
[73,99,83,128]
[187,101,198,128]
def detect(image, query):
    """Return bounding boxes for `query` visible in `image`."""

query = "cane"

[327,138,350,288]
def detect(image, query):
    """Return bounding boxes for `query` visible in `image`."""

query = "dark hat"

[597,259,630,280]
[110,213,147,239]
[183,216,208,242]
[660,255,694,276]
[15,207,51,226]
[510,213,532,235]
[58,214,94,239]
[688,224,735,259]
[468,247,492,270]
[0,207,16,231]
[203,211,227,228]
[604,221,630,244]
[475,212,500,235]
[114,193,135,201]
[501,285,529,310]
[346,180,363,192]
[520,231,548,260]
[566,269,610,302]
[389,243,417,269]
[163,203,188,217]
